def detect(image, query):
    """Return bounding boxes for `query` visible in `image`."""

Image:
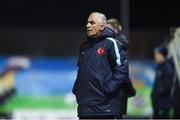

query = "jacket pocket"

[86,99,120,114]
[87,101,112,114]
[88,68,105,96]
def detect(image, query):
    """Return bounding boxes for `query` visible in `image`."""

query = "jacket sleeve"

[151,62,174,100]
[159,63,174,98]
[72,44,83,94]
[103,38,129,94]
[72,62,79,95]
[72,71,79,94]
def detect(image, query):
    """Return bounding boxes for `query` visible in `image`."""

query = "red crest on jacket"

[97,47,105,55]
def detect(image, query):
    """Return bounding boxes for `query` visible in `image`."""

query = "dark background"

[0,0,180,58]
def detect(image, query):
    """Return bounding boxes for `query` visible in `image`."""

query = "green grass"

[127,87,152,115]
[0,95,77,112]
[0,88,152,116]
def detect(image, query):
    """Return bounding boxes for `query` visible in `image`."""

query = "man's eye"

[88,21,95,25]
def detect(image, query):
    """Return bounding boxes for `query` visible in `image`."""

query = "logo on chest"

[97,47,105,55]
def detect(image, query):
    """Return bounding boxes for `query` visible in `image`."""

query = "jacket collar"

[87,27,116,42]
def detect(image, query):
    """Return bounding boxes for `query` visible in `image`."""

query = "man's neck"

[88,32,101,40]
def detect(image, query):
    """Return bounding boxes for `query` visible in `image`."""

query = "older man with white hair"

[72,12,133,119]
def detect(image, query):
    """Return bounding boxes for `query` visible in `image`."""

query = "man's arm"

[103,38,129,94]
[72,44,83,95]
[159,63,174,98]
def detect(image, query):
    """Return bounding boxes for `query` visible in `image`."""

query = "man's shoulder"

[164,59,174,70]
[117,34,127,40]
[103,37,118,43]
[116,34,129,50]
[105,37,123,47]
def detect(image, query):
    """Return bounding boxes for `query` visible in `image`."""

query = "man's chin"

[87,33,100,38]
[87,34,95,38]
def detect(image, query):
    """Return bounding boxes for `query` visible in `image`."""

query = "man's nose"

[86,23,91,28]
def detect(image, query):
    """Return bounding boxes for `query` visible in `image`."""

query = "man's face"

[154,52,165,64]
[86,14,104,38]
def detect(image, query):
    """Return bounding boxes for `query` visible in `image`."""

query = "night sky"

[0,0,180,28]
[0,0,180,57]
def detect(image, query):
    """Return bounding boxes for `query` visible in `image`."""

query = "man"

[72,12,135,119]
[106,18,136,116]
[106,18,129,51]
[151,46,174,118]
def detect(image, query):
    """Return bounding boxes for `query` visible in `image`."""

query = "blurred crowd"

[151,28,180,119]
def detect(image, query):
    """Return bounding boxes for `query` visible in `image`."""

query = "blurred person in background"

[151,46,174,119]
[0,60,17,119]
[172,67,180,118]
[158,27,180,119]
[106,18,136,117]
[106,18,129,51]
[72,12,135,119]
[168,27,180,118]
[0,56,30,119]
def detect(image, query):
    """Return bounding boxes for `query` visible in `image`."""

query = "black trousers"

[173,107,180,119]
[79,115,122,119]
[153,108,170,119]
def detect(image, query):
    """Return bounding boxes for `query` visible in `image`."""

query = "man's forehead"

[88,14,99,20]
[87,15,101,22]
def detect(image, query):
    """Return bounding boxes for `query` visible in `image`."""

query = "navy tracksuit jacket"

[151,59,174,110]
[72,28,135,117]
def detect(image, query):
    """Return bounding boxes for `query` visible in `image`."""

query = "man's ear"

[119,26,122,32]
[100,25,105,31]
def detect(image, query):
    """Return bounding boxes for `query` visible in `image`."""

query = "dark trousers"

[173,107,180,119]
[79,115,122,119]
[153,109,170,119]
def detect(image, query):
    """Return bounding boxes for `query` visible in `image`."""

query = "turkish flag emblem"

[97,47,105,55]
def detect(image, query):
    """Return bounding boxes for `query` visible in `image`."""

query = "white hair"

[90,12,107,25]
